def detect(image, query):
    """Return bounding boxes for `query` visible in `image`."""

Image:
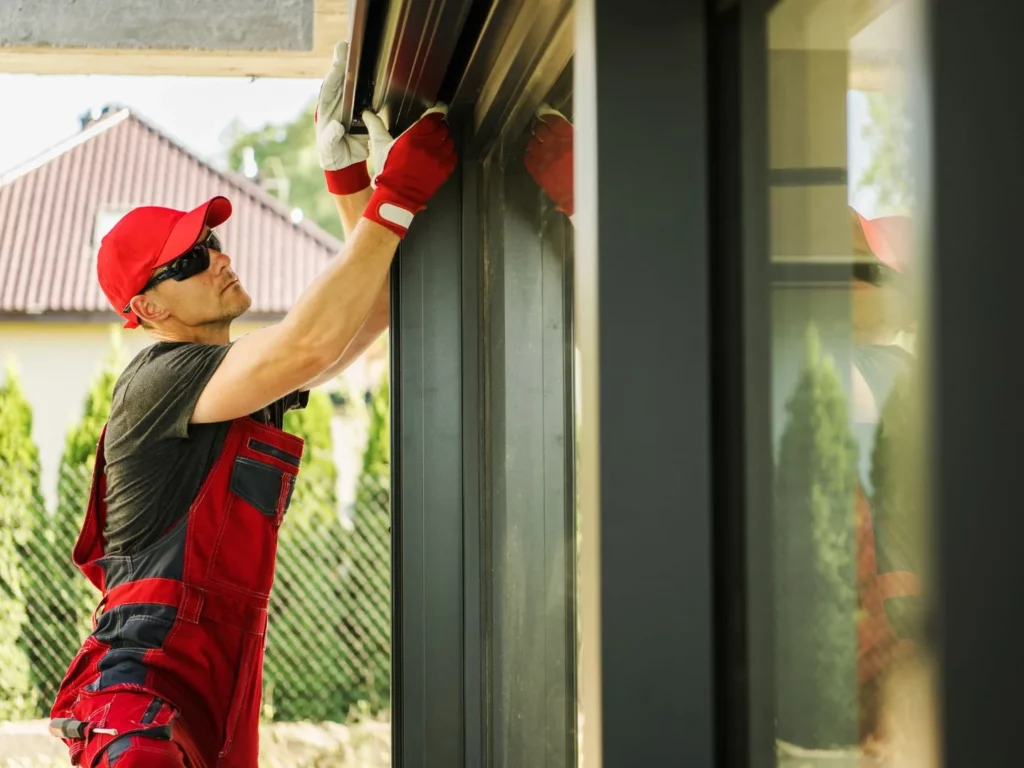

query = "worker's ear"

[129,294,169,326]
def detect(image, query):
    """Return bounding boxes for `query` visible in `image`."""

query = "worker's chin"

[226,291,252,320]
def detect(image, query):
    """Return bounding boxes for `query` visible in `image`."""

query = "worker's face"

[146,227,251,327]
[851,265,906,345]
[850,214,907,345]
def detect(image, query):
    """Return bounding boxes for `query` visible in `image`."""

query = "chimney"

[79,105,116,131]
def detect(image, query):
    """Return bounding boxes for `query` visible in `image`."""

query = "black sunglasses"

[852,260,902,288]
[124,231,222,314]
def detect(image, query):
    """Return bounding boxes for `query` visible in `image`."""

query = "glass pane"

[767,0,936,763]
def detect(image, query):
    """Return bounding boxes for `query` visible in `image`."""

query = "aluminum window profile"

[450,7,580,766]
[436,7,580,762]
[449,0,575,153]
[337,0,370,130]
[350,4,481,766]
[359,0,1024,765]
[363,3,581,765]
[389,171,469,768]
[458,122,486,768]
[480,139,578,768]
[929,1,1024,764]
[709,2,775,767]
[369,0,476,130]
[575,1,716,765]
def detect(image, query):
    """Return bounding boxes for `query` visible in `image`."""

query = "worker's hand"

[360,104,457,238]
[525,104,574,217]
[315,41,371,195]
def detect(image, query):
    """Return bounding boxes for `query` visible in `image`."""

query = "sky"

[0,73,321,175]
[847,90,884,218]
[0,73,883,218]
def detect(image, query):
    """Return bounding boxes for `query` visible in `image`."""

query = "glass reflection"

[482,75,577,767]
[524,98,583,764]
[526,103,576,220]
[768,0,934,764]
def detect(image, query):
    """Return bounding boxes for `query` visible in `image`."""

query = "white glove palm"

[316,42,370,193]
[317,119,367,171]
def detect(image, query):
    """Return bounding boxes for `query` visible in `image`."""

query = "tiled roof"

[0,108,341,318]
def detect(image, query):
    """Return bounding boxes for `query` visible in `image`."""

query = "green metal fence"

[2,462,391,725]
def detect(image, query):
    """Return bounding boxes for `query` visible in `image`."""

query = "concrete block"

[0,0,314,51]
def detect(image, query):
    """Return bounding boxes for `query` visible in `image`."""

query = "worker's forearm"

[333,187,373,240]
[302,277,390,389]
[335,276,389,364]
[281,218,399,363]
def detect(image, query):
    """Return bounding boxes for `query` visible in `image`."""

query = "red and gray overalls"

[50,415,303,767]
[856,482,921,742]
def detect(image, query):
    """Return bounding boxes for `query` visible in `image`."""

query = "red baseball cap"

[97,196,232,328]
[853,209,913,274]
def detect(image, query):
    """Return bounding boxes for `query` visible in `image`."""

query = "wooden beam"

[0,0,346,79]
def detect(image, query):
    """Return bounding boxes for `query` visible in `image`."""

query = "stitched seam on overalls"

[181,464,227,603]
[206,490,236,590]
[112,515,189,565]
[122,615,174,628]
[246,417,304,448]
[207,491,273,600]
[183,423,241,590]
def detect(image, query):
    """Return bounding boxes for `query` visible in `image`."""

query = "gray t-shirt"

[102,341,307,556]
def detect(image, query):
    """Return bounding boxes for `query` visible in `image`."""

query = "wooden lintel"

[0,0,346,79]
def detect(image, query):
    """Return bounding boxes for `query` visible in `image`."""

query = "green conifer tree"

[0,360,41,719]
[775,326,859,748]
[24,337,122,714]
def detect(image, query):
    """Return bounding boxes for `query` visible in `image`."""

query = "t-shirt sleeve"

[119,343,232,441]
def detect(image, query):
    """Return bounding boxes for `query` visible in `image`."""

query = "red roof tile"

[0,109,341,318]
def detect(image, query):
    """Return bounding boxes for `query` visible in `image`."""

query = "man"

[848,209,922,749]
[49,42,455,768]
[850,208,915,421]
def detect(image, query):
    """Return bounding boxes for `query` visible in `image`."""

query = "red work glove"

[315,41,371,195]
[361,104,457,238]
[525,104,574,217]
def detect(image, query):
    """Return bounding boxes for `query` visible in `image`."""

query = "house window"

[92,207,131,248]
[766,0,930,760]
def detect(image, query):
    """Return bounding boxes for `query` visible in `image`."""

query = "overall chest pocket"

[208,453,297,596]
[231,457,295,519]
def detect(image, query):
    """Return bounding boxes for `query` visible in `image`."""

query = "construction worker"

[849,209,922,748]
[48,42,455,767]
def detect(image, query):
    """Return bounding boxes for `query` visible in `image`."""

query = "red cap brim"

[855,211,912,274]
[154,196,232,270]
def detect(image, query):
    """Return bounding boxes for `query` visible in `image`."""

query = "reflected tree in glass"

[775,325,859,749]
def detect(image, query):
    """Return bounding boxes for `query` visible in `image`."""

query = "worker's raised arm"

[302,100,450,389]
[191,105,456,424]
